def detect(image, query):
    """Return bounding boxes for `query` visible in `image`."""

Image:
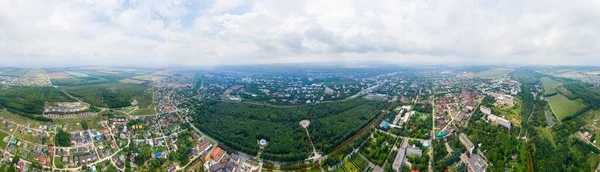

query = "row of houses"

[46,112,94,119]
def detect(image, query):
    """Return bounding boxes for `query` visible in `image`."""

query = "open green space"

[0,130,10,149]
[535,127,556,148]
[129,108,157,116]
[546,94,585,121]
[359,131,396,166]
[473,68,514,78]
[191,98,387,161]
[350,155,367,169]
[0,86,75,114]
[343,161,359,172]
[0,68,30,77]
[65,71,89,77]
[541,77,562,96]
[62,83,153,108]
[22,69,47,79]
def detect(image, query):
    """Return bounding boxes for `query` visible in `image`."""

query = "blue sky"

[0,0,599,67]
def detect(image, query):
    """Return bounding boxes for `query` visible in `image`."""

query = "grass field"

[132,75,159,80]
[555,86,576,99]
[22,69,47,79]
[119,78,145,84]
[0,68,30,77]
[65,71,90,77]
[536,127,556,148]
[343,161,359,172]
[493,99,522,125]
[473,68,514,78]
[47,71,74,79]
[584,71,600,75]
[0,130,10,149]
[351,155,368,169]
[547,94,585,120]
[541,77,562,96]
[130,108,157,116]
[335,167,346,172]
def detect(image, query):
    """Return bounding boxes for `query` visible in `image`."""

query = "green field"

[0,68,30,77]
[343,161,359,172]
[541,77,562,96]
[536,127,556,148]
[473,68,514,78]
[0,130,10,149]
[130,108,157,116]
[65,71,89,77]
[22,69,47,79]
[350,155,368,169]
[547,94,585,120]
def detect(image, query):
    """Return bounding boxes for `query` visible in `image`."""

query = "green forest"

[0,86,74,114]
[62,83,152,108]
[191,98,387,162]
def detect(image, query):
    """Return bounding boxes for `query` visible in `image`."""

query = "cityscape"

[1,0,600,172]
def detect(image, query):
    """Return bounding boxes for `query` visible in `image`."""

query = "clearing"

[536,127,556,148]
[65,71,90,77]
[473,68,514,78]
[47,71,74,79]
[22,69,48,80]
[540,77,562,96]
[132,75,160,81]
[0,68,30,77]
[343,161,359,172]
[546,94,585,121]
[119,78,146,84]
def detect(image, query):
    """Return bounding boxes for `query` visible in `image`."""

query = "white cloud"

[0,0,599,67]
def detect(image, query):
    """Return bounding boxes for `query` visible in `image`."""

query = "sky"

[0,0,599,68]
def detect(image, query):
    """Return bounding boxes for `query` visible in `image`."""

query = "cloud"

[0,0,599,67]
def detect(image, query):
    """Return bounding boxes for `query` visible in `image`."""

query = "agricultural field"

[546,94,585,121]
[22,69,47,79]
[473,68,514,78]
[130,107,157,116]
[584,71,600,75]
[541,77,562,96]
[65,71,90,77]
[119,78,146,84]
[46,71,74,79]
[0,68,30,77]
[132,75,159,81]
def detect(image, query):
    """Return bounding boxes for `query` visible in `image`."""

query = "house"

[468,154,488,172]
[480,106,492,115]
[487,114,511,130]
[459,133,475,154]
[406,147,423,158]
[211,147,226,161]
[379,121,390,129]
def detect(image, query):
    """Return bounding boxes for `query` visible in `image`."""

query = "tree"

[81,121,89,130]
[56,129,71,147]
[11,156,19,165]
